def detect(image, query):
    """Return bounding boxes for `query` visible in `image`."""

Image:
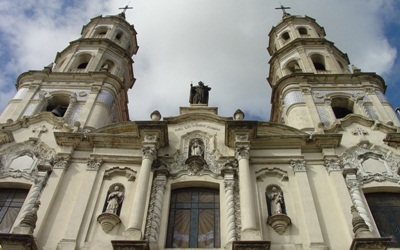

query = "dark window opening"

[77,62,88,69]
[166,188,220,248]
[365,192,400,247]
[46,104,68,117]
[331,97,353,119]
[115,32,123,40]
[313,62,325,71]
[282,32,290,41]
[298,27,308,36]
[0,189,28,233]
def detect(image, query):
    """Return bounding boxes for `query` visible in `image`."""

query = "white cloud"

[0,0,398,121]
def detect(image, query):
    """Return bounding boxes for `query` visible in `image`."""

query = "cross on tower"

[119,4,133,14]
[275,4,291,16]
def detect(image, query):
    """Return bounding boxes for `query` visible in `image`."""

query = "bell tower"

[0,12,138,129]
[267,13,399,133]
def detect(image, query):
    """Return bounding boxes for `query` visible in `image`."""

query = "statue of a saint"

[190,139,204,156]
[106,185,124,214]
[270,187,283,215]
[189,81,211,105]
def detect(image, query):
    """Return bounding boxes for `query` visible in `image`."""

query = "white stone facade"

[0,11,399,250]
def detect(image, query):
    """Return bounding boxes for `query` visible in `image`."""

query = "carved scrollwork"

[53,155,71,170]
[142,147,157,161]
[235,146,250,161]
[325,159,341,173]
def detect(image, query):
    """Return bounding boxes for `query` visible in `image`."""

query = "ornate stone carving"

[87,158,103,171]
[105,184,125,214]
[223,171,237,243]
[189,139,204,157]
[265,185,291,234]
[167,132,224,177]
[144,172,167,243]
[341,144,400,184]
[267,214,291,235]
[324,159,341,173]
[290,159,306,172]
[235,146,250,161]
[104,166,136,181]
[256,167,289,182]
[53,155,71,170]
[31,125,48,138]
[0,141,55,180]
[144,135,158,143]
[16,201,40,234]
[142,147,157,161]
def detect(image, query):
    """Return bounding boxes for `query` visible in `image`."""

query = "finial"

[275,3,291,18]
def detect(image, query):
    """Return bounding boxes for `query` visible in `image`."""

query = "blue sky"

[0,0,399,121]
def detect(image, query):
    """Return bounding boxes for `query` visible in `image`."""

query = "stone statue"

[190,139,204,157]
[189,81,211,105]
[270,187,283,214]
[106,185,124,214]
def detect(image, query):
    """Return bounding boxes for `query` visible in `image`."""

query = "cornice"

[324,114,397,134]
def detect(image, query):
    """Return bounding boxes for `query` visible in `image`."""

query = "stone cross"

[275,4,291,15]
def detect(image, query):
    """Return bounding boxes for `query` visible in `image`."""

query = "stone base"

[0,233,38,250]
[349,237,391,250]
[111,240,149,250]
[232,241,271,250]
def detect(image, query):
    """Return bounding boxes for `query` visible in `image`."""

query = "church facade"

[0,9,399,250]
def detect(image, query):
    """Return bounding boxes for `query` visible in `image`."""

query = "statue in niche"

[189,81,211,105]
[266,185,286,216]
[270,187,284,215]
[106,185,124,214]
[189,139,204,157]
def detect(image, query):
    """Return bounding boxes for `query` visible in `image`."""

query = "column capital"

[142,147,157,161]
[324,159,341,173]
[87,158,103,171]
[290,159,306,172]
[235,146,250,161]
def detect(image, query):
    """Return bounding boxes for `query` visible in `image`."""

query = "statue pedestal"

[111,240,149,250]
[97,212,121,233]
[232,241,271,250]
[267,214,291,235]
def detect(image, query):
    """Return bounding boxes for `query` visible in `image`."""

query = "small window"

[281,31,290,41]
[311,54,326,71]
[365,193,400,247]
[286,60,302,74]
[0,189,29,233]
[166,188,220,248]
[72,54,91,72]
[115,32,123,41]
[331,97,353,119]
[298,27,308,36]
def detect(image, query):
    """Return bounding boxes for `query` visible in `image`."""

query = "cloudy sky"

[0,0,399,121]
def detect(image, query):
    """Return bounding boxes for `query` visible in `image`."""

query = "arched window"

[45,95,71,117]
[285,60,302,74]
[298,27,308,37]
[365,192,400,247]
[72,54,91,72]
[100,60,115,73]
[310,54,326,72]
[0,188,29,233]
[166,188,220,248]
[331,97,353,119]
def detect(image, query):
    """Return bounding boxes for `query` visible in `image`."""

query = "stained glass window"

[365,192,400,247]
[0,189,28,233]
[166,188,220,248]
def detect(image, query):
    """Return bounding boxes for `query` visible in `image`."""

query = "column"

[235,146,259,240]
[290,159,326,249]
[126,136,158,240]
[147,169,168,245]
[222,166,237,249]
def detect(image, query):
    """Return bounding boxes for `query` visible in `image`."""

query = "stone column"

[147,169,168,245]
[235,146,259,239]
[126,136,158,240]
[222,166,237,248]
[290,159,326,249]
[345,173,375,235]
[12,171,50,234]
